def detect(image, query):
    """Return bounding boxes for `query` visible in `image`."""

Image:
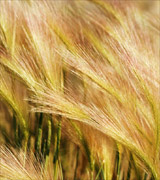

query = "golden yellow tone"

[0,0,159,180]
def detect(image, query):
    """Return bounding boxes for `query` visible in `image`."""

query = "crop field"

[0,0,159,180]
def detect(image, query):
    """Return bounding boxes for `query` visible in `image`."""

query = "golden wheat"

[0,0,159,179]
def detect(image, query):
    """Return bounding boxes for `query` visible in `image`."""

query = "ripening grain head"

[0,0,159,179]
[0,145,55,180]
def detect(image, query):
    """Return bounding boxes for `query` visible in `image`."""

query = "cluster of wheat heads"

[0,0,159,180]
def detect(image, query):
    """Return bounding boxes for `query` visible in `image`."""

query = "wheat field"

[0,0,159,180]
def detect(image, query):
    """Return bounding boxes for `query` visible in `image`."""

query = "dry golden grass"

[0,0,159,180]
